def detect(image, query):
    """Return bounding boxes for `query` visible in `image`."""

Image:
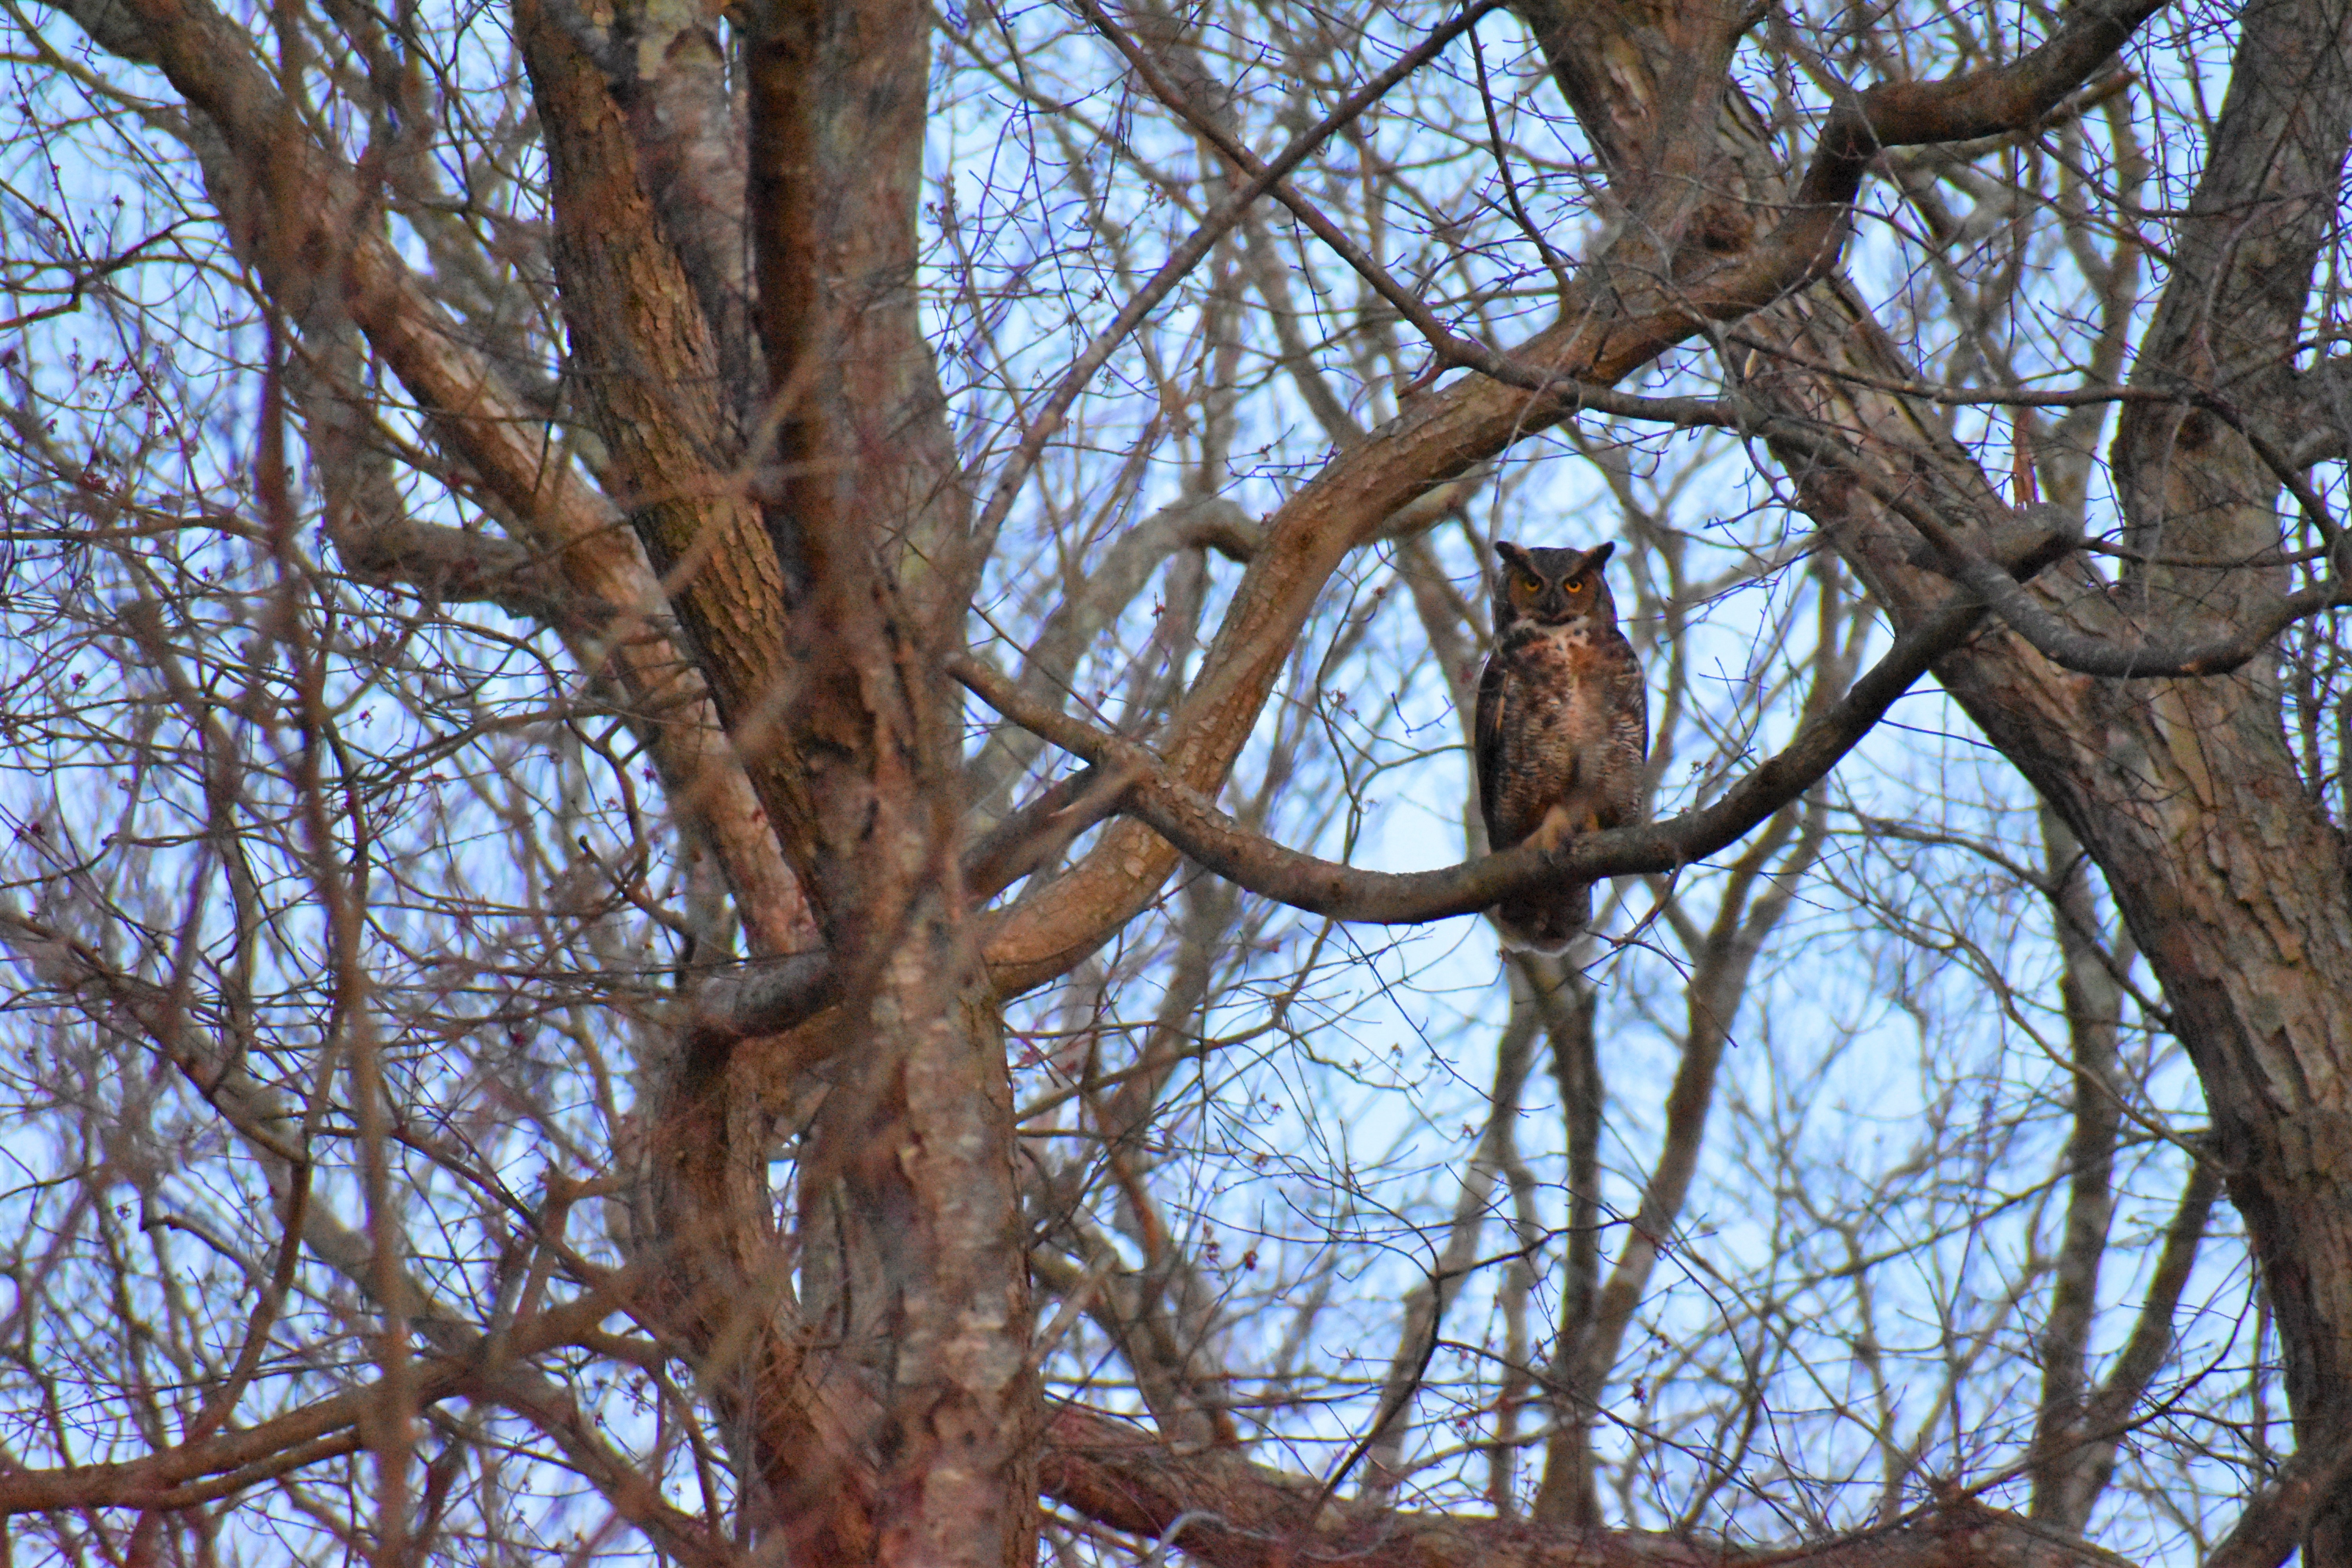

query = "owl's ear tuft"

[1494,541,1529,569]
[1575,541,1617,575]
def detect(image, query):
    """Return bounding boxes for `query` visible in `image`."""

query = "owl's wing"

[1617,641,1649,763]
[1474,652,1507,845]
[1602,633,1651,826]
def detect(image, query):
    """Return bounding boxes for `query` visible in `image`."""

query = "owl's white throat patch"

[1529,617,1593,645]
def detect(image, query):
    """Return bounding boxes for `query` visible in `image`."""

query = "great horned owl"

[1474,539,1648,954]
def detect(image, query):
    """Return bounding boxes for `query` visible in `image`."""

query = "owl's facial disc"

[1497,541,1610,624]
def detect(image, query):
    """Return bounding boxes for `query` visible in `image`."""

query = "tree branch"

[955,569,2014,929]
[1040,1405,2138,1568]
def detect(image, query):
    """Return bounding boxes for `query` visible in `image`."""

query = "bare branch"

[1041,1406,2136,1568]
[957,564,2016,929]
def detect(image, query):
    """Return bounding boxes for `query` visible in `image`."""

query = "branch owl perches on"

[1475,541,1650,953]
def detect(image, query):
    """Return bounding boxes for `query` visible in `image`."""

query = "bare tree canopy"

[4,0,2352,1561]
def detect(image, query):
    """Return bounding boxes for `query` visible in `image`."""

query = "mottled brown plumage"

[1474,540,1648,953]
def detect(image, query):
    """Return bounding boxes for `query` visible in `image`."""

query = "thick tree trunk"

[522,0,1036,1555]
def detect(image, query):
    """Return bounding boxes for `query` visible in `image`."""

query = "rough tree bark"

[510,0,1034,1557]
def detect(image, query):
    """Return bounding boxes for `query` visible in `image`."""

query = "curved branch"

[682,511,2119,1038]
[1797,0,2176,209]
[1040,1405,2137,1568]
[954,578,1995,928]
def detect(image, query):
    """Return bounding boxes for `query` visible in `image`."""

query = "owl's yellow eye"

[1564,577,1586,593]
[1514,569,1542,592]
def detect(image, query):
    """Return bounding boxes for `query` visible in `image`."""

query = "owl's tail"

[1493,880,1593,956]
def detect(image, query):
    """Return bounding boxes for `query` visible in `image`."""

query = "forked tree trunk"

[520,0,1038,1555]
